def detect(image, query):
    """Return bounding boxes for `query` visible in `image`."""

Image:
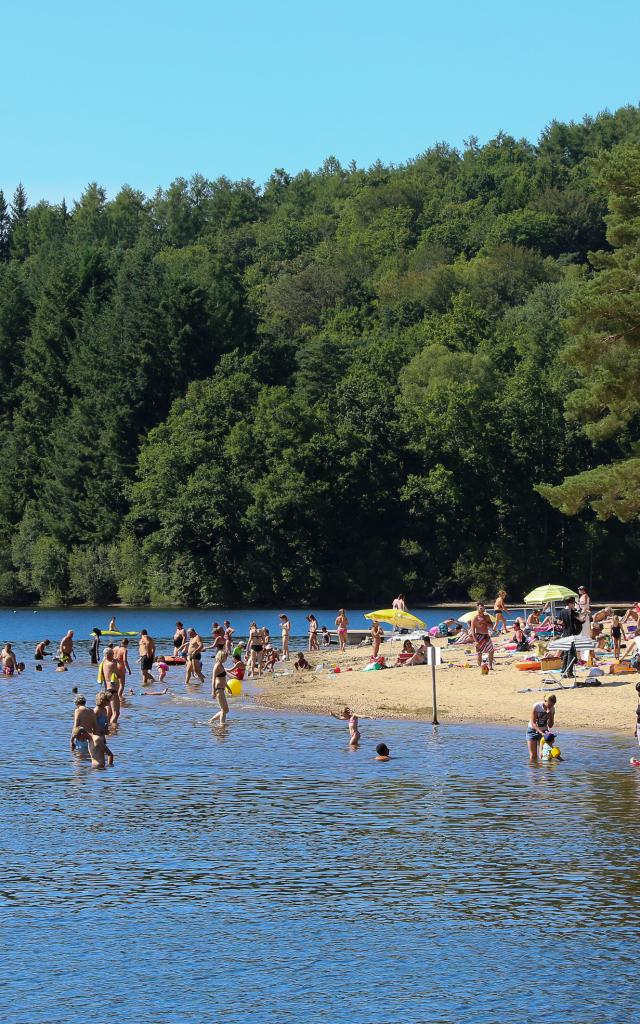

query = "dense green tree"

[2,106,640,604]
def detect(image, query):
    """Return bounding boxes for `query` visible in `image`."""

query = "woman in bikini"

[493,591,508,634]
[335,609,349,653]
[211,650,232,725]
[307,615,319,652]
[370,620,384,658]
[330,706,361,747]
[248,622,264,677]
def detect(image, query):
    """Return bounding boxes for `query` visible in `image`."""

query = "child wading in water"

[330,706,360,746]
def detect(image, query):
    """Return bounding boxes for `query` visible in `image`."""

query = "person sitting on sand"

[593,606,613,624]
[512,623,530,652]
[375,743,390,762]
[228,654,246,681]
[400,638,431,667]
[622,602,640,625]
[394,640,415,666]
[330,706,360,746]
[294,652,311,671]
[525,609,541,632]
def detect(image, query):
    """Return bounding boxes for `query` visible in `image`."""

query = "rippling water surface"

[0,611,638,1023]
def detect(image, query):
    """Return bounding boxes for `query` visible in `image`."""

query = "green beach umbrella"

[523,584,577,604]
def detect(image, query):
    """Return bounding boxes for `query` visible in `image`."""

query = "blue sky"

[3,0,639,204]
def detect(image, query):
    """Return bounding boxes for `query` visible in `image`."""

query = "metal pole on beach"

[427,646,441,725]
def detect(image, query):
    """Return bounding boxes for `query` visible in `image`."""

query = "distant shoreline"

[0,600,634,612]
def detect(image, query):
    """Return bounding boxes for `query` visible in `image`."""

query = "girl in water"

[330,706,360,747]
[211,650,232,725]
[335,609,349,653]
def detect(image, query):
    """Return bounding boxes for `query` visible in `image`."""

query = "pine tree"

[0,192,9,261]
[9,183,29,260]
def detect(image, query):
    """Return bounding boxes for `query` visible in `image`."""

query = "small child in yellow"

[540,733,563,761]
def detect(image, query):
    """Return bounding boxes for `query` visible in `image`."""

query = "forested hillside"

[2,105,640,606]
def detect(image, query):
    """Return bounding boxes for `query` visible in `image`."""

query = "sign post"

[426,645,442,725]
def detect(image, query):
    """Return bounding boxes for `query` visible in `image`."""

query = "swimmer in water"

[330,706,360,746]
[375,743,391,761]
[34,639,51,660]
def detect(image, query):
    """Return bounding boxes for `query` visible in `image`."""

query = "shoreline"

[251,643,639,736]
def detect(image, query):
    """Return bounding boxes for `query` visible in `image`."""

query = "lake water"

[0,610,637,1023]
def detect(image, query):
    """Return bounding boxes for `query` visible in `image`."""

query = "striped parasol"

[547,635,596,652]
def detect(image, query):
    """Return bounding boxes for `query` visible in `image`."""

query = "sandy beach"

[255,638,639,733]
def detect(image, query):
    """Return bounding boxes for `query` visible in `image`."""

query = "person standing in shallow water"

[138,629,156,686]
[183,628,205,685]
[330,706,360,747]
[526,694,556,763]
[211,650,232,725]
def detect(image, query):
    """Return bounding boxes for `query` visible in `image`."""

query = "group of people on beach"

[10,586,640,768]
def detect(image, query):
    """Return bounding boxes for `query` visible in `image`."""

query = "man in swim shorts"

[471,603,495,671]
[59,630,75,663]
[138,629,156,686]
[184,628,205,685]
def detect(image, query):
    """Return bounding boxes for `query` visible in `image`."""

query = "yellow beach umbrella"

[458,610,495,624]
[524,584,577,604]
[364,608,426,629]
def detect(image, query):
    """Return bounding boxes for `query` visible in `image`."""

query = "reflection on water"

[0,640,638,1023]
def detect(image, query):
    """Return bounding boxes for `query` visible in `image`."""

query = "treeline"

[2,105,640,606]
